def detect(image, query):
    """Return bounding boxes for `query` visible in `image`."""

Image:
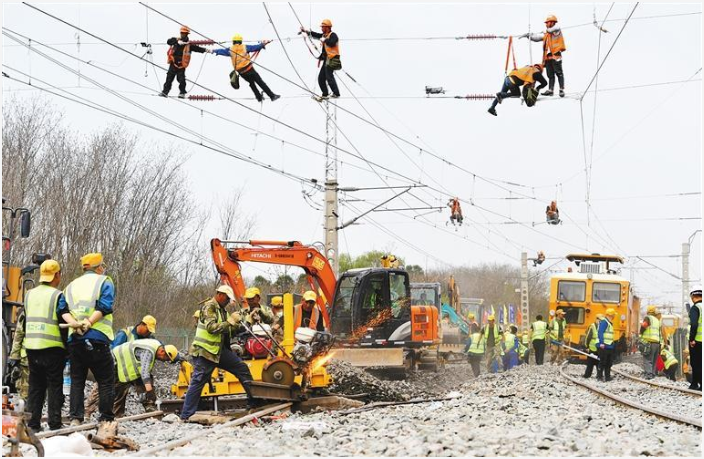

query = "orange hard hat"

[545,15,558,23]
[321,19,332,27]
[180,26,190,34]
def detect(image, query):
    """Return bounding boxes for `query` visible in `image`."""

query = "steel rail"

[611,368,702,397]
[35,411,164,439]
[560,363,701,429]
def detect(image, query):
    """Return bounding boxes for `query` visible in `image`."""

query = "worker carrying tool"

[549,309,568,365]
[583,314,603,379]
[160,26,212,98]
[213,34,280,102]
[447,198,464,227]
[688,285,702,391]
[300,19,342,101]
[546,200,560,224]
[240,287,275,325]
[63,252,116,427]
[294,291,326,332]
[180,285,260,420]
[520,15,567,97]
[488,64,547,116]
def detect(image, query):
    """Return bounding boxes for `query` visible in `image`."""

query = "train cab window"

[411,288,436,306]
[558,281,586,302]
[559,307,585,324]
[592,282,620,303]
[661,317,676,328]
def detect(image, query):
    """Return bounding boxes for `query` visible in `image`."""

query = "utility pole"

[682,242,690,318]
[323,101,339,275]
[520,252,530,330]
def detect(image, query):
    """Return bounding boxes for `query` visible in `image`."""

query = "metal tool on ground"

[2,409,44,456]
[550,340,599,360]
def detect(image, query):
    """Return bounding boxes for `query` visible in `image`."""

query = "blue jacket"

[597,319,615,350]
[213,43,265,57]
[60,272,115,344]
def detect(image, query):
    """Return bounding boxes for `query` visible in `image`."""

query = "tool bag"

[326,56,342,71]
[523,85,538,107]
[229,70,240,90]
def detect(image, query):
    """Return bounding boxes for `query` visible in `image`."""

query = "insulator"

[188,40,216,46]
[188,95,216,101]
[460,34,499,40]
[455,94,495,100]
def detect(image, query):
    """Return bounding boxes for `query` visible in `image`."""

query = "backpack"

[523,85,538,107]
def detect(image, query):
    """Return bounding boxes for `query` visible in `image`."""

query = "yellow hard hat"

[321,19,332,27]
[81,252,103,269]
[556,309,566,315]
[596,314,605,320]
[303,290,317,302]
[488,314,495,321]
[646,305,657,314]
[271,296,283,307]
[142,315,157,334]
[232,34,243,42]
[164,344,178,362]
[605,308,616,316]
[545,15,558,23]
[216,285,235,300]
[39,259,61,283]
[467,313,476,320]
[244,287,261,299]
[193,310,201,319]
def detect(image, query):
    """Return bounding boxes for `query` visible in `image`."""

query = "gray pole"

[324,101,339,275]
[521,252,530,330]
[682,242,690,318]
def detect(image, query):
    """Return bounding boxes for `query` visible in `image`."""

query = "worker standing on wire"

[488,64,547,116]
[300,19,341,101]
[213,34,280,103]
[160,26,212,99]
[521,15,566,97]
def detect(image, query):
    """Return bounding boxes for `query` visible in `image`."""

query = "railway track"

[560,363,702,429]
[610,368,702,396]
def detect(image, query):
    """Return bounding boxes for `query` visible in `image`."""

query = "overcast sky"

[2,1,701,308]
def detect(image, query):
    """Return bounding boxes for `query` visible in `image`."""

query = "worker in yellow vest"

[688,285,702,390]
[502,325,520,370]
[465,323,484,377]
[583,314,603,379]
[301,19,342,100]
[518,331,530,364]
[160,26,212,98]
[549,309,568,365]
[530,314,548,365]
[488,64,547,116]
[521,15,567,97]
[213,34,280,103]
[597,309,617,382]
[640,305,663,379]
[482,315,503,373]
[660,344,679,381]
[63,253,116,426]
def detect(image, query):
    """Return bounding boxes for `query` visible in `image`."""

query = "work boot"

[159,92,168,98]
[270,94,281,102]
[542,89,554,96]
[559,89,565,98]
[331,93,340,99]
[178,93,186,99]
[314,94,329,102]
[487,107,497,116]
[70,419,82,427]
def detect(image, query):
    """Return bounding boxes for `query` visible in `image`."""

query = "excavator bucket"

[333,348,405,368]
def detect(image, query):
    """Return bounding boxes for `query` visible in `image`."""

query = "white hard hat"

[691,285,702,296]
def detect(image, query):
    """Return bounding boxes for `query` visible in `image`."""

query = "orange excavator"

[211,238,441,372]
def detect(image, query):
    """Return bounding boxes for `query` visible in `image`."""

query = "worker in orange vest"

[521,15,567,97]
[213,34,280,102]
[488,64,547,116]
[294,291,325,332]
[160,26,212,98]
[300,19,341,101]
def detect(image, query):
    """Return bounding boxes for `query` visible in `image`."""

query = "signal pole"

[324,101,339,275]
[520,252,530,330]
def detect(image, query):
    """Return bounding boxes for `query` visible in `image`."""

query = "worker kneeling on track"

[488,63,547,116]
[660,343,679,381]
[180,285,261,421]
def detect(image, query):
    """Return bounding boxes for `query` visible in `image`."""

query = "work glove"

[177,39,187,46]
[144,390,157,403]
[227,311,242,326]
[7,358,19,369]
[518,33,529,39]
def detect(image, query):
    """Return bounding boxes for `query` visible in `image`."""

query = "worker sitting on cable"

[448,198,463,226]
[520,15,566,97]
[213,34,280,103]
[300,19,341,101]
[294,291,326,332]
[160,26,212,99]
[241,287,275,325]
[546,200,560,224]
[533,251,546,266]
[488,64,547,116]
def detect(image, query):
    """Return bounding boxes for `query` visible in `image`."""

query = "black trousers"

[598,347,614,381]
[26,348,66,430]
[240,67,275,101]
[690,341,702,389]
[665,363,678,381]
[545,58,564,90]
[583,352,600,378]
[532,339,546,365]
[69,341,115,422]
[162,64,187,95]
[318,64,340,97]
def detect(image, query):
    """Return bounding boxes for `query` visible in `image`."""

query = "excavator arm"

[210,239,334,327]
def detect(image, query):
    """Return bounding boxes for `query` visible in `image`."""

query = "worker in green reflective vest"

[660,344,679,381]
[465,323,484,377]
[531,314,548,365]
[549,309,568,365]
[640,305,663,380]
[583,314,603,379]
[688,285,702,391]
[598,309,617,382]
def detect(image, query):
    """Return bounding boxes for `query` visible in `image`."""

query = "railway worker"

[294,291,326,332]
[660,344,679,381]
[8,308,30,402]
[111,315,157,348]
[502,325,520,370]
[549,309,568,365]
[467,313,478,329]
[213,34,280,103]
[180,285,260,420]
[465,323,484,377]
[300,19,342,101]
[688,285,702,390]
[531,314,548,365]
[487,63,547,116]
[160,26,212,98]
[597,309,616,382]
[64,252,116,426]
[583,314,603,379]
[546,201,560,224]
[640,305,663,379]
[242,287,275,325]
[270,296,285,340]
[482,314,502,373]
[520,15,567,97]
[518,331,530,364]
